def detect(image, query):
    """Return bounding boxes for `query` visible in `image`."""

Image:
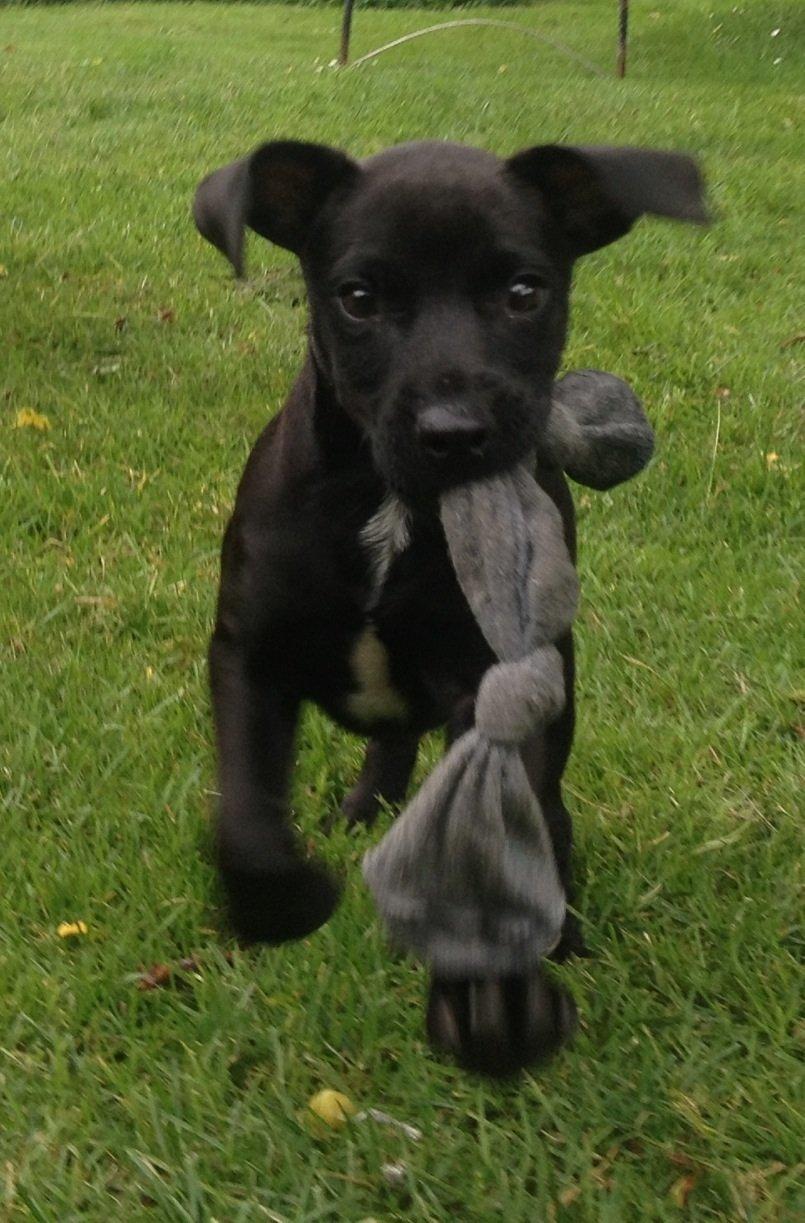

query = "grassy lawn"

[1,1,802,1217]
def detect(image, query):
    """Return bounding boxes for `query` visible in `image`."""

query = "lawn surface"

[1,2,803,1218]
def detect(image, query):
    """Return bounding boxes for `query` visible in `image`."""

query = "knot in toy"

[475,648,565,745]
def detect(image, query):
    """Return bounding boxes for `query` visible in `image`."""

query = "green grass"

[1,2,803,1218]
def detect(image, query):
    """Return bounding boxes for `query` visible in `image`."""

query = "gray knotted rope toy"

[363,371,655,977]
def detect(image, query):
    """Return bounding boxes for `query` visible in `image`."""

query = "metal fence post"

[617,0,629,77]
[340,0,356,67]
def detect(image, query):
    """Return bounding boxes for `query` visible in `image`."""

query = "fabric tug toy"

[363,370,655,978]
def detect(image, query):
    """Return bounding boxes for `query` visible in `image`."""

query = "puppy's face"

[304,144,570,501]
[194,138,706,500]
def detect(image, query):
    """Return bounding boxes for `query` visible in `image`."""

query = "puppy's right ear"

[192,140,359,277]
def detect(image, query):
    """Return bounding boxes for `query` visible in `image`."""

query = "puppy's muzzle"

[374,373,538,503]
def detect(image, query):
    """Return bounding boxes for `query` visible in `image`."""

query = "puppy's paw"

[339,785,382,831]
[426,965,577,1078]
[220,857,341,945]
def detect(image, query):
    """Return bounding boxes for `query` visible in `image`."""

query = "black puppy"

[193,139,706,1075]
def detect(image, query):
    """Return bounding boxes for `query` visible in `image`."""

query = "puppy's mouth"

[372,390,541,505]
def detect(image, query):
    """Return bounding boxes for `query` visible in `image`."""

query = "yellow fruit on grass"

[307,1090,356,1128]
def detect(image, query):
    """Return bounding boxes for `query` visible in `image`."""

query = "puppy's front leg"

[209,630,340,944]
[426,668,579,1076]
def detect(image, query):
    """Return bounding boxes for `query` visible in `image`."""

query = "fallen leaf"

[667,1151,698,1169]
[114,316,127,332]
[137,963,172,991]
[57,921,88,938]
[13,408,50,431]
[308,1089,357,1128]
[158,307,175,324]
[765,452,780,467]
[714,386,731,399]
[669,1173,698,1207]
[558,1185,582,1207]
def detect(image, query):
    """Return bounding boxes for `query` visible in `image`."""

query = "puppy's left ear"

[506,144,708,257]
[193,140,360,277]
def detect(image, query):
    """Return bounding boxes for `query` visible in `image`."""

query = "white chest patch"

[360,495,412,609]
[346,625,408,723]
[347,498,412,723]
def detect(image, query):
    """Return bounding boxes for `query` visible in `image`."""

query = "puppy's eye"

[507,275,548,315]
[338,283,378,321]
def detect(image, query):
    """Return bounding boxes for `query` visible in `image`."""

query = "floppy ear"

[506,144,708,257]
[192,140,360,277]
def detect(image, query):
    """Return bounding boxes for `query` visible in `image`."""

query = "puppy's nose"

[416,406,489,460]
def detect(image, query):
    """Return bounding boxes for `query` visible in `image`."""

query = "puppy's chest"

[335,501,492,730]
